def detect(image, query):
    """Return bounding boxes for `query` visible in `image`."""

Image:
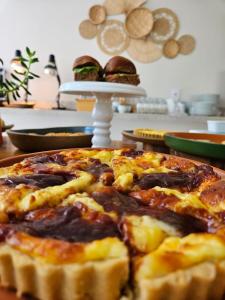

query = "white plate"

[60,81,146,97]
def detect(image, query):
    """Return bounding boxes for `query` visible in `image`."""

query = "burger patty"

[105,74,140,86]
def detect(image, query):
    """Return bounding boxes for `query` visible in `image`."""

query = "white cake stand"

[59,81,147,148]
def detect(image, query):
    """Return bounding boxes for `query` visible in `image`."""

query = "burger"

[73,56,103,81]
[104,56,140,86]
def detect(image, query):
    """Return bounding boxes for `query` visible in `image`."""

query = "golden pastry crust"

[7,232,127,264]
[135,261,225,300]
[0,245,129,300]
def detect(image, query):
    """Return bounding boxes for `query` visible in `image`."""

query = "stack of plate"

[207,120,225,133]
[188,94,219,116]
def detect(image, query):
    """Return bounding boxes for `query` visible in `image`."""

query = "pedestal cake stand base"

[60,82,146,148]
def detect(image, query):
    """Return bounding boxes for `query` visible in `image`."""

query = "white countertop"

[1,108,224,140]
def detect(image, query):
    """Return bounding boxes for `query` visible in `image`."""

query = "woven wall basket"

[151,8,179,44]
[125,0,146,14]
[97,20,130,55]
[89,5,106,25]
[125,7,154,39]
[127,38,162,63]
[178,35,196,55]
[79,20,98,39]
[163,39,180,59]
[103,0,126,16]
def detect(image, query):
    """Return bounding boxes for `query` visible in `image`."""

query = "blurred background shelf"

[1,107,225,141]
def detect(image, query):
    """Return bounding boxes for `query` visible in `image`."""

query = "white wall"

[0,0,225,107]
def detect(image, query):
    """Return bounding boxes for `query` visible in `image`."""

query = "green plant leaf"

[26,47,32,57]
[12,92,17,100]
[21,85,31,95]
[23,78,29,85]
[31,58,39,63]
[1,47,39,100]
[30,72,39,78]
[15,90,20,98]
[5,79,14,88]
[2,82,9,89]
[20,61,28,70]
[15,70,26,76]
[20,57,28,63]
[10,81,17,87]
[11,73,21,82]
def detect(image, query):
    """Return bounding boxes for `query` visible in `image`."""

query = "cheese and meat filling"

[0,205,127,264]
[135,233,225,280]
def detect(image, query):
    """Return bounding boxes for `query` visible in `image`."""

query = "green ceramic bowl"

[165,132,225,160]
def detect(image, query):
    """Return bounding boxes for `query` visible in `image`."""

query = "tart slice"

[0,205,129,300]
[134,233,225,300]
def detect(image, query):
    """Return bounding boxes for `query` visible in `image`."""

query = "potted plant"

[0,47,39,106]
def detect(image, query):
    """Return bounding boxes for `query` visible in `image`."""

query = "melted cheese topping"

[111,153,164,180]
[62,149,114,165]
[62,193,105,212]
[124,216,180,253]
[113,173,134,192]
[136,152,163,168]
[142,166,172,174]
[136,233,225,280]
[0,184,38,213]
[61,192,117,219]
[0,161,74,178]
[112,157,142,178]
[7,232,127,264]
[92,151,114,165]
[0,163,32,177]
[200,181,225,213]
[162,156,196,172]
[61,149,99,160]
[19,172,93,212]
[153,187,207,210]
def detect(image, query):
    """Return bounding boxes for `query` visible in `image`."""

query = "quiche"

[0,148,225,300]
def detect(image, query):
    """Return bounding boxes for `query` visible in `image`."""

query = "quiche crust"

[0,245,129,300]
[135,260,225,300]
[1,244,225,300]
